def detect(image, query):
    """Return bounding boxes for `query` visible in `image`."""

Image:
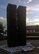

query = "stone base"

[0,42,35,54]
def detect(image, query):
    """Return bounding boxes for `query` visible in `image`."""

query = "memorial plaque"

[17,6,26,46]
[7,4,18,47]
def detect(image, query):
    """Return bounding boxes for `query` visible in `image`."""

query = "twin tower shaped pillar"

[7,4,26,47]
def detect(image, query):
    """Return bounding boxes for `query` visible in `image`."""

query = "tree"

[0,22,3,33]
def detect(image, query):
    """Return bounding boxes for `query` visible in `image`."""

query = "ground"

[0,39,39,54]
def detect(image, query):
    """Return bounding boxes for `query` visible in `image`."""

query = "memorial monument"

[7,4,26,47]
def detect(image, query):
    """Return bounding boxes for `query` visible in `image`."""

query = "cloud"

[26,17,32,22]
[27,0,32,3]
[17,0,21,3]
[26,4,39,26]
[0,17,7,26]
[27,4,39,13]
[26,17,33,26]
[26,16,39,26]
[26,4,39,16]
[33,16,39,23]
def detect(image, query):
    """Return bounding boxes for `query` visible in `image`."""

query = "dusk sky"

[0,0,39,26]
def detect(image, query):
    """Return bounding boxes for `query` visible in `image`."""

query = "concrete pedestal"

[0,42,35,54]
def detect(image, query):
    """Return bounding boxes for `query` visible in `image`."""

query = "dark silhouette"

[7,4,26,47]
[0,22,4,39]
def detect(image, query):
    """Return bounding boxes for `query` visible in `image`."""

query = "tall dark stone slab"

[17,6,26,46]
[7,4,18,47]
